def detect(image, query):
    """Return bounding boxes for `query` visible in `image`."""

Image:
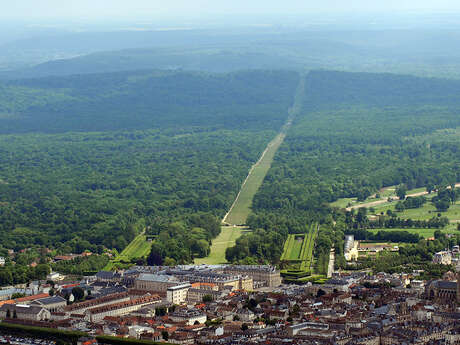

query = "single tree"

[396,185,407,200]
[72,287,85,302]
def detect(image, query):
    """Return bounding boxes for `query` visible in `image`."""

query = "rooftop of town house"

[65,292,129,311]
[88,295,160,315]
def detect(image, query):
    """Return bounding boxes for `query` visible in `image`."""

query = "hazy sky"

[4,0,460,20]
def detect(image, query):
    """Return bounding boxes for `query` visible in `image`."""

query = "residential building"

[86,295,161,322]
[166,283,191,305]
[30,296,67,312]
[0,304,51,321]
[169,308,207,325]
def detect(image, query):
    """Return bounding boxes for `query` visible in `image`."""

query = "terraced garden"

[105,233,152,270]
[280,223,323,283]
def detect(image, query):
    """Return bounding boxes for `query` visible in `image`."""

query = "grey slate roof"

[32,296,66,305]
[0,304,45,315]
[435,280,457,290]
[137,273,179,283]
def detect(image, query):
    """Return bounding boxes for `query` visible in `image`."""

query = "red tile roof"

[0,293,50,307]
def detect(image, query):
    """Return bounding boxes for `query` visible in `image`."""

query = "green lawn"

[280,224,319,280]
[368,227,459,239]
[194,226,249,265]
[225,133,285,225]
[330,197,355,208]
[371,198,460,221]
[105,233,151,270]
[285,235,304,260]
[300,224,318,270]
[331,185,431,210]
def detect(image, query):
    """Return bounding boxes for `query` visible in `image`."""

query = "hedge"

[97,335,175,345]
[0,322,85,343]
[0,323,176,345]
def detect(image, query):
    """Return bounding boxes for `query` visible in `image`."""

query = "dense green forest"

[0,70,299,274]
[0,128,281,253]
[226,71,460,274]
[0,70,298,133]
[2,68,460,281]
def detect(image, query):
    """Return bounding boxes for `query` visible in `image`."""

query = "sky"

[3,0,460,21]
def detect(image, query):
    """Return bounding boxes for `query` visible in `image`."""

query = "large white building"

[169,308,207,325]
[344,235,358,261]
[432,251,452,265]
[134,274,181,292]
[166,283,191,305]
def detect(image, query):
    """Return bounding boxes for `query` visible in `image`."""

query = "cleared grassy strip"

[194,226,249,265]
[300,224,318,271]
[224,133,286,225]
[224,75,305,226]
[105,233,151,270]
[280,235,294,261]
[287,235,304,260]
[198,76,305,264]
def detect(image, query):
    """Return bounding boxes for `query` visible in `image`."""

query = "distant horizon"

[3,0,460,21]
[3,10,460,30]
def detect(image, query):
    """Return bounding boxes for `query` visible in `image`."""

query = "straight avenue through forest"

[195,75,305,265]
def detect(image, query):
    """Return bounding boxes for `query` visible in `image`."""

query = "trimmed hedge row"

[0,323,176,345]
[0,322,85,343]
[97,335,175,345]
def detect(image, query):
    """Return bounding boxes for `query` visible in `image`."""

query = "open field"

[373,199,460,221]
[368,227,459,239]
[194,226,249,265]
[330,186,399,208]
[105,233,151,270]
[333,184,460,212]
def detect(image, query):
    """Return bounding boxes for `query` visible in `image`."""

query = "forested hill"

[306,71,460,108]
[0,69,298,134]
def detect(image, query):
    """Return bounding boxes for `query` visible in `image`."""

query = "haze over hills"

[4,28,460,79]
[0,69,298,133]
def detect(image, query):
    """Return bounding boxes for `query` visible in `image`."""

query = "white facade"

[432,251,452,265]
[170,309,207,325]
[167,283,191,305]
